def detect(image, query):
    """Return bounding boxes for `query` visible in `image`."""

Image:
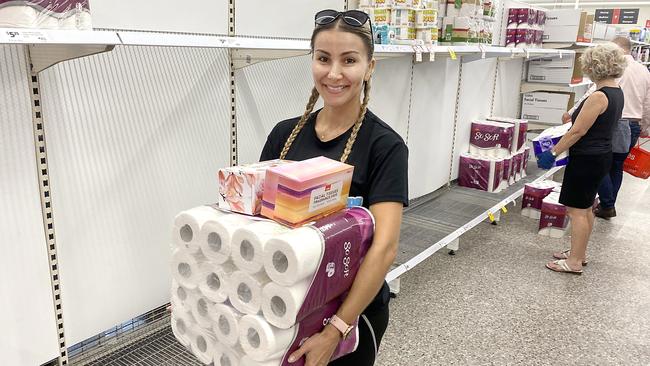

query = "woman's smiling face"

[312,28,374,109]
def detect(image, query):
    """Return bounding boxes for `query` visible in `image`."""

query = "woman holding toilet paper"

[260,9,408,366]
[536,43,626,275]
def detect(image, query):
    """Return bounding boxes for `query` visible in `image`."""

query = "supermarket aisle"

[377,175,650,366]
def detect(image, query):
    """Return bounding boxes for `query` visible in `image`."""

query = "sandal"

[546,259,583,275]
[552,250,588,266]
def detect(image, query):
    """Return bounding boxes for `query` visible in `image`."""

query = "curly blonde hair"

[581,43,626,82]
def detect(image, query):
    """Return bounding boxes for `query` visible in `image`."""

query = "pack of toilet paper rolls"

[538,192,569,238]
[469,120,514,159]
[458,153,504,193]
[521,180,561,219]
[0,0,92,30]
[170,205,374,364]
[487,117,528,154]
[532,123,571,168]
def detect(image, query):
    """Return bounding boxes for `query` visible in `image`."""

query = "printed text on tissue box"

[309,181,343,212]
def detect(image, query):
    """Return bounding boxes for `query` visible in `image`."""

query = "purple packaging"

[539,200,568,230]
[282,297,358,365]
[279,207,374,364]
[507,8,519,28]
[534,30,544,46]
[515,28,528,47]
[493,159,504,192]
[533,135,570,167]
[458,155,490,191]
[516,8,535,27]
[506,29,517,47]
[503,157,512,183]
[525,29,536,46]
[523,148,530,175]
[522,184,555,211]
[470,121,514,152]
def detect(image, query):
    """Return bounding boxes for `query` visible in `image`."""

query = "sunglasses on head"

[315,9,371,28]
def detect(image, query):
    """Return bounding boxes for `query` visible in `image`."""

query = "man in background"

[562,36,649,219]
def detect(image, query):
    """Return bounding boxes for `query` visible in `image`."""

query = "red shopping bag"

[624,139,650,179]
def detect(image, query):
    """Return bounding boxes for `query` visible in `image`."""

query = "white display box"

[543,10,593,43]
[527,54,583,84]
[521,92,574,124]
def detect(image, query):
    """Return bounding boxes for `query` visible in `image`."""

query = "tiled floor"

[376,174,650,365]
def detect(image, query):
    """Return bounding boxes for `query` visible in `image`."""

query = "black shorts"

[559,153,612,209]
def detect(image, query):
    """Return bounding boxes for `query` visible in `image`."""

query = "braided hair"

[279,16,374,163]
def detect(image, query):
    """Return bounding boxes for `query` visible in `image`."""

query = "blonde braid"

[279,88,320,159]
[340,79,371,163]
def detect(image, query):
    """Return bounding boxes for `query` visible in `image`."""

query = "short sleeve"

[367,137,409,207]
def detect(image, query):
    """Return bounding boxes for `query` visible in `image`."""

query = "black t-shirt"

[570,87,624,155]
[260,108,409,312]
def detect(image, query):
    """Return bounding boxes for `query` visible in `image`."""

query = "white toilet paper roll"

[34,12,59,29]
[198,214,254,264]
[189,293,216,329]
[210,303,244,347]
[171,311,195,347]
[0,5,37,28]
[171,248,207,290]
[261,280,310,329]
[232,221,290,274]
[240,356,282,366]
[173,206,224,253]
[238,315,296,362]
[190,326,219,365]
[198,261,235,303]
[214,343,245,366]
[263,227,323,287]
[228,271,271,315]
[171,279,198,313]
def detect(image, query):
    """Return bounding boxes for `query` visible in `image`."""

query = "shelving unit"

[520,78,593,93]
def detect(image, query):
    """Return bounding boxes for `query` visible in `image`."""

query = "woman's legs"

[565,207,593,270]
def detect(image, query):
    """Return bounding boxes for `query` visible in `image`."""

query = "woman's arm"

[288,201,403,365]
[552,91,608,155]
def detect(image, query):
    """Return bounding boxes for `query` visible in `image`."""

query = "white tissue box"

[521,92,574,125]
[543,10,593,43]
[527,54,584,84]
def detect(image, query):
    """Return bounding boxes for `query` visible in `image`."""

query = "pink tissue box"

[218,159,290,215]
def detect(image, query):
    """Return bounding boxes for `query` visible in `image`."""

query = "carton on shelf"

[543,10,593,43]
[521,92,575,125]
[527,54,584,84]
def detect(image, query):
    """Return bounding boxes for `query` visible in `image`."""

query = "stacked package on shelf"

[170,201,375,365]
[532,123,571,168]
[440,0,498,45]
[359,0,439,45]
[459,117,531,193]
[504,6,545,48]
[0,0,92,30]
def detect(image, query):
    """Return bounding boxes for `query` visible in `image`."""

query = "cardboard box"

[527,54,583,84]
[521,92,575,124]
[218,160,290,215]
[543,10,593,43]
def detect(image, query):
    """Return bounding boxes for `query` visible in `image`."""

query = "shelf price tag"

[558,51,563,59]
[428,45,435,61]
[487,212,495,222]
[501,206,508,213]
[414,46,423,62]
[2,30,48,43]
[448,47,457,60]
[479,45,486,59]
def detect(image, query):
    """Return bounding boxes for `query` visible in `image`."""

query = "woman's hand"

[537,150,556,169]
[288,324,341,365]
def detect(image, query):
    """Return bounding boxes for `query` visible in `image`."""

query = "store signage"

[595,8,639,25]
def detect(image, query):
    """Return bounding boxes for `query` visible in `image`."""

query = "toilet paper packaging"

[486,117,529,154]
[440,16,454,44]
[517,8,536,28]
[522,147,531,177]
[507,8,519,29]
[391,8,416,27]
[446,0,459,17]
[505,29,517,48]
[416,8,437,27]
[458,154,502,192]
[502,156,513,186]
[373,0,394,7]
[219,160,290,216]
[537,10,546,27]
[534,30,544,47]
[263,207,374,325]
[521,180,561,218]
[452,16,470,44]
[469,120,514,158]
[532,123,571,167]
[538,193,569,238]
[362,7,391,25]
[0,0,92,30]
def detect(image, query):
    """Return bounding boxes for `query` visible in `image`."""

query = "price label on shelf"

[1,30,48,43]
[487,212,495,222]
[501,206,508,213]
[448,47,457,60]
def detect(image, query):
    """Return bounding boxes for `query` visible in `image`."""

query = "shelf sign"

[595,8,639,25]
[1,29,48,43]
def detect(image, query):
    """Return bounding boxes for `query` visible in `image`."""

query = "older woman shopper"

[537,43,626,274]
